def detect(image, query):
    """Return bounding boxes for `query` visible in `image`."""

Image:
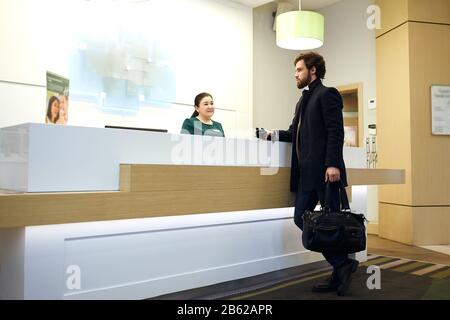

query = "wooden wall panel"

[367,222,379,235]
[379,203,450,245]
[408,0,450,25]
[376,23,413,205]
[375,0,408,37]
[373,0,450,245]
[409,23,450,206]
[375,0,450,38]
[379,203,413,244]
[412,207,450,245]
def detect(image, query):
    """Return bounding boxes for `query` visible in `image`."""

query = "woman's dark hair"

[46,96,60,123]
[294,52,326,79]
[191,92,213,118]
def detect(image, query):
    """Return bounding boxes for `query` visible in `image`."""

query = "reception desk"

[0,123,404,299]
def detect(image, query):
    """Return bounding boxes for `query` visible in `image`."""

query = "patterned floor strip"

[207,266,333,300]
[366,256,450,279]
[229,270,332,300]
[217,254,380,299]
[430,267,450,279]
[230,256,396,300]
[360,256,396,267]
[412,264,448,276]
[369,253,450,266]
[379,259,412,269]
[392,261,430,273]
[221,255,449,300]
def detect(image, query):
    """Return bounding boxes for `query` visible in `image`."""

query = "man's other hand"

[325,167,340,182]
[256,128,272,140]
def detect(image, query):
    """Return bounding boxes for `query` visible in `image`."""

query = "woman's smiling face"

[195,95,214,120]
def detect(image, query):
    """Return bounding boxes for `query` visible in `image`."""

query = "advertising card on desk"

[45,71,70,125]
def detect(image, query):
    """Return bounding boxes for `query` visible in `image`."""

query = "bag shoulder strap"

[339,182,350,210]
[323,181,351,211]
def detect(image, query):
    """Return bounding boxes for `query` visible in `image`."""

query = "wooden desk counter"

[0,166,404,228]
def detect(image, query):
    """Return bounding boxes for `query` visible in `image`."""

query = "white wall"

[253,0,376,141]
[0,0,253,138]
[253,2,299,130]
[317,0,377,134]
[253,0,379,223]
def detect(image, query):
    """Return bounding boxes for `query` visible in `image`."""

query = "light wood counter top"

[0,166,404,228]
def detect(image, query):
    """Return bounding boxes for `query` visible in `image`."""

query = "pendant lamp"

[276,0,324,50]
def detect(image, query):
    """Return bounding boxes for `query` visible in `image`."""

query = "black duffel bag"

[302,182,367,254]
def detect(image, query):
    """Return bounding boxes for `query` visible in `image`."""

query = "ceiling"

[234,0,342,10]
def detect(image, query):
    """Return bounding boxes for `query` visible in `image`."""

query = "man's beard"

[297,73,312,89]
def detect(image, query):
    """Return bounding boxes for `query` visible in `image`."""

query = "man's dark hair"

[294,52,326,79]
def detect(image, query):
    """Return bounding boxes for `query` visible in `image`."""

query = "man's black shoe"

[336,258,359,296]
[312,271,339,293]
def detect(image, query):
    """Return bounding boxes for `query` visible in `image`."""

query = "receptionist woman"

[181,92,225,137]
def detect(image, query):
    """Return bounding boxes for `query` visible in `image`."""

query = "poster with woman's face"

[46,71,69,125]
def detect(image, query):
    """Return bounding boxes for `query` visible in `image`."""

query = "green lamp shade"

[276,11,324,50]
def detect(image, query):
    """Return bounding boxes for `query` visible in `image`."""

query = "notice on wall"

[431,85,450,135]
[45,72,70,125]
[344,126,357,147]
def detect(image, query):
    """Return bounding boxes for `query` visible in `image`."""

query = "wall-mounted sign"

[431,85,450,135]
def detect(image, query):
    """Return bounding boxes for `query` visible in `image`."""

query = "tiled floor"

[155,253,450,300]
[367,235,450,265]
[420,245,450,256]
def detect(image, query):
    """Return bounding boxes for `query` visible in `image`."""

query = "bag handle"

[322,181,350,212]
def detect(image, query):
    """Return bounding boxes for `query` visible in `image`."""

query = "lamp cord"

[298,0,302,11]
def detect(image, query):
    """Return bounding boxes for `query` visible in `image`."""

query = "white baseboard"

[64,250,324,300]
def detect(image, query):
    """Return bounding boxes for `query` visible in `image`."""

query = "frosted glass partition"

[0,0,252,131]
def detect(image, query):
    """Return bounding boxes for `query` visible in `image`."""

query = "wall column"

[375,0,450,245]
